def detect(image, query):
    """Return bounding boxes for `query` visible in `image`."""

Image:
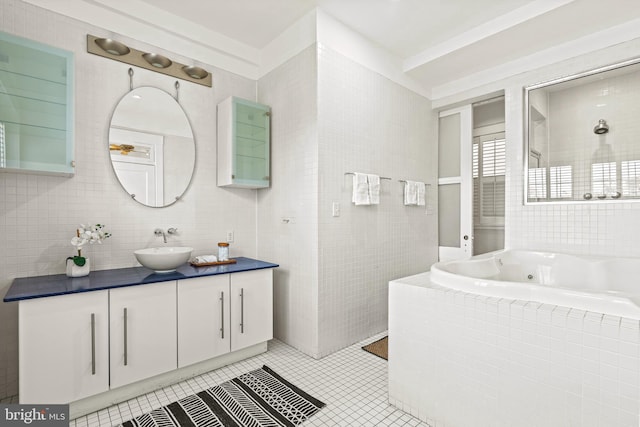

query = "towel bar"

[345,172,391,180]
[398,180,431,185]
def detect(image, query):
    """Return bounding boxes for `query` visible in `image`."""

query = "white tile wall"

[389,276,640,427]
[258,42,437,359]
[257,45,320,357]
[506,73,640,256]
[429,37,640,259]
[1,3,439,398]
[316,44,437,356]
[0,0,258,398]
[424,36,640,260]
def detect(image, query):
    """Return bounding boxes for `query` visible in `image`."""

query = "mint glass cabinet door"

[0,31,74,176]
[217,96,270,188]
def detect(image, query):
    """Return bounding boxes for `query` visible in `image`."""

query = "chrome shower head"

[594,119,609,134]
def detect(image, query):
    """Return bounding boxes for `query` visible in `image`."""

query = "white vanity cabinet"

[11,259,276,416]
[217,96,271,188]
[230,269,273,351]
[19,291,109,404]
[178,269,273,366]
[177,275,230,368]
[109,281,177,389]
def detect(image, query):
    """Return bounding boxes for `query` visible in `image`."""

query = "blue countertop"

[3,257,278,302]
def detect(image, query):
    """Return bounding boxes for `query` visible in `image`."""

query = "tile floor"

[51,331,429,427]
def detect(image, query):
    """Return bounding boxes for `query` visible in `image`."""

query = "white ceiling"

[23,0,640,99]
[132,0,640,94]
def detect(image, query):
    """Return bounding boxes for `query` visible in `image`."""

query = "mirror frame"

[523,56,640,205]
[108,86,196,208]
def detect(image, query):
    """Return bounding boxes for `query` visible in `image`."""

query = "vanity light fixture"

[94,38,130,56]
[87,34,212,87]
[182,65,208,80]
[142,52,172,69]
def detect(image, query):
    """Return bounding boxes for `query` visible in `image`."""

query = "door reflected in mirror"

[109,87,195,207]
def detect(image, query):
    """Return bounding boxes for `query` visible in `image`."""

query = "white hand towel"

[195,255,218,263]
[404,180,418,205]
[367,174,380,205]
[416,182,426,206]
[352,173,371,205]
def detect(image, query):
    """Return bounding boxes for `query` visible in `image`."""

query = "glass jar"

[217,242,229,261]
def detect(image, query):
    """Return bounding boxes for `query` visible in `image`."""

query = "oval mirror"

[109,87,195,207]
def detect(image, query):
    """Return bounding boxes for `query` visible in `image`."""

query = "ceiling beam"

[403,0,577,72]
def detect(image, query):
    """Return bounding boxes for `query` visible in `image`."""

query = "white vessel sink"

[134,246,193,273]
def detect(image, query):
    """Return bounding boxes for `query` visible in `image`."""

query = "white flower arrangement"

[69,223,111,266]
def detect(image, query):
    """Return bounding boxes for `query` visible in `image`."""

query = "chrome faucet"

[154,227,178,243]
[154,228,166,243]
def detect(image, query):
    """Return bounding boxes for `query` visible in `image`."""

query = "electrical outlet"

[226,230,234,242]
[332,202,340,217]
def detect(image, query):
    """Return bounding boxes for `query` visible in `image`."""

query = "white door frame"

[438,105,473,261]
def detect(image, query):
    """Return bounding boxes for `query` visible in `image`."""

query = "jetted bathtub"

[430,249,640,319]
[389,250,640,426]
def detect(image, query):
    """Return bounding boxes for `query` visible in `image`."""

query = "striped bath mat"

[120,365,325,427]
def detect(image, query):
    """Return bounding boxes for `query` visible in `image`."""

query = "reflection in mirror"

[109,87,195,207]
[525,58,640,203]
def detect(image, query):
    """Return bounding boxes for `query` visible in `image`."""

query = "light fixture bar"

[86,34,212,87]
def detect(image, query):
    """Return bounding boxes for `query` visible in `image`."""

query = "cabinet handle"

[123,308,128,366]
[240,288,244,334]
[220,291,224,339]
[91,313,96,375]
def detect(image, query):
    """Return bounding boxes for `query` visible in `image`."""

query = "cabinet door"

[109,281,177,389]
[177,275,230,368]
[0,32,74,176]
[230,269,273,352]
[19,291,109,404]
[217,96,270,189]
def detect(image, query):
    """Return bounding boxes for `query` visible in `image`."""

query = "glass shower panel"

[438,113,461,178]
[439,183,461,248]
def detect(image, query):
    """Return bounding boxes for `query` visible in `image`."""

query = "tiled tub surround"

[5,258,277,418]
[389,273,640,427]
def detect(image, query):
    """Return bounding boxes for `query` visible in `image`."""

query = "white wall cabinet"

[19,291,109,404]
[0,31,75,176]
[109,281,177,389]
[217,96,271,188]
[177,275,230,368]
[230,269,273,352]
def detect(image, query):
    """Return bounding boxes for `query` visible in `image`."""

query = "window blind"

[473,137,506,224]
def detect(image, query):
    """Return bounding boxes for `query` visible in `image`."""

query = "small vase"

[66,257,90,277]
